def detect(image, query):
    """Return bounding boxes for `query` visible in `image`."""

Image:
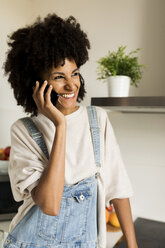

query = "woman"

[3,13,138,248]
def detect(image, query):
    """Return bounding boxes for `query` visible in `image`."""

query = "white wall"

[0,0,35,108]
[0,0,165,222]
[108,112,165,222]
[0,0,34,146]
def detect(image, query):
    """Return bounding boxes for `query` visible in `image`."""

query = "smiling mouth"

[59,92,74,95]
[58,92,76,99]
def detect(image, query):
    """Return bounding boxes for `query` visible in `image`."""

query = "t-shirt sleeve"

[8,120,48,202]
[103,111,133,205]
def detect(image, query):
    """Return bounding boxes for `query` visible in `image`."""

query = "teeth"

[62,93,74,98]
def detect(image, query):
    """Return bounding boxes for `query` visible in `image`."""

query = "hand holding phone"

[32,80,66,127]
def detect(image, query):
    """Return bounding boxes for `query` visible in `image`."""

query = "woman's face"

[46,58,81,115]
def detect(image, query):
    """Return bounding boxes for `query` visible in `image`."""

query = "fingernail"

[44,80,47,84]
[49,85,52,88]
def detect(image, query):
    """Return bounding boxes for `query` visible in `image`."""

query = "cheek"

[77,79,81,88]
[48,81,59,92]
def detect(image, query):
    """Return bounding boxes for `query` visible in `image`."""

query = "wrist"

[55,122,67,129]
[127,240,138,248]
[127,245,138,248]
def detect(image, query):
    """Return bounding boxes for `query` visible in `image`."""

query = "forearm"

[111,198,138,248]
[32,123,66,215]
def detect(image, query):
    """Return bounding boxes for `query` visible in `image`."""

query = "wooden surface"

[106,222,123,248]
[106,223,121,232]
[91,96,165,107]
[91,96,165,113]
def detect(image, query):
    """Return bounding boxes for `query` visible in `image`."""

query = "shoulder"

[87,105,108,123]
[11,118,26,134]
[11,114,46,134]
[95,106,107,117]
[10,115,40,140]
[85,105,110,132]
[86,105,107,118]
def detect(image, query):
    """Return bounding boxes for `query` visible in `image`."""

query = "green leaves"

[96,46,146,87]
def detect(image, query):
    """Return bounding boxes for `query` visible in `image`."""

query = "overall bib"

[4,106,101,248]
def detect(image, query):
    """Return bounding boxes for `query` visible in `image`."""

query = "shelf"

[91,96,165,113]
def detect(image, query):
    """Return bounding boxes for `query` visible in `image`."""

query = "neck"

[55,104,79,116]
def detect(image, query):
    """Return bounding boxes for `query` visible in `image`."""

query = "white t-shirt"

[8,105,133,248]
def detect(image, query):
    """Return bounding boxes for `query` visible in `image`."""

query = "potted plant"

[96,46,145,97]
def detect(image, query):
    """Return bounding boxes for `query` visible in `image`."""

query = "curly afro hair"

[4,13,90,116]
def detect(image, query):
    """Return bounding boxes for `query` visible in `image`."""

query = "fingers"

[39,81,48,103]
[32,80,48,110]
[45,84,53,104]
[32,81,40,109]
[32,80,55,113]
[32,81,39,98]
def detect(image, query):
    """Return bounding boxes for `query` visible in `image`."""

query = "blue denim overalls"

[4,106,101,248]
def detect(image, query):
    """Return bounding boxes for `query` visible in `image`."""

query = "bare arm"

[111,198,138,248]
[31,81,67,216]
[31,123,66,216]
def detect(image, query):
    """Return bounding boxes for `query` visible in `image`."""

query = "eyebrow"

[50,68,79,76]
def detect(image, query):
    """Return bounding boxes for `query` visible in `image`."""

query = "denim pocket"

[61,188,92,242]
[37,206,60,241]
[37,187,92,243]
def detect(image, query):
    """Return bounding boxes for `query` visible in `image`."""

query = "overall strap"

[20,117,49,160]
[87,106,101,167]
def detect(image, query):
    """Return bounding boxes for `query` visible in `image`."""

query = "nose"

[65,78,75,90]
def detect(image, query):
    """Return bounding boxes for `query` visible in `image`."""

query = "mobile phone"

[39,80,58,106]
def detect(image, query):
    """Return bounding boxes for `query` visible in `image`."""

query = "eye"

[72,72,79,77]
[54,75,64,80]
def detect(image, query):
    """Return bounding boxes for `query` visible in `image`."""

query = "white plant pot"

[107,75,131,97]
